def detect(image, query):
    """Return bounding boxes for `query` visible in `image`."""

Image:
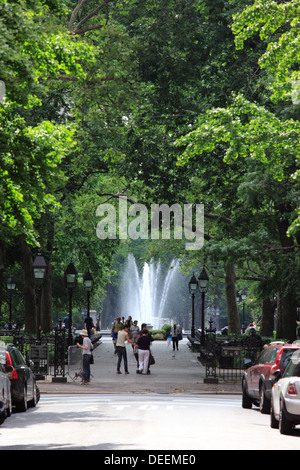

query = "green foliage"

[176,93,300,183]
[0,103,76,243]
[232,0,300,102]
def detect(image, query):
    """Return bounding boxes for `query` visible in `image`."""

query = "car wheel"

[259,384,271,414]
[242,380,253,409]
[28,383,37,408]
[16,385,27,412]
[279,399,293,435]
[270,400,279,429]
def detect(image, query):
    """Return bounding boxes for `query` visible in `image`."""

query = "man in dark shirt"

[137,329,152,374]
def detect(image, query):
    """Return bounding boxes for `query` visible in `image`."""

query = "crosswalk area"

[40,393,241,410]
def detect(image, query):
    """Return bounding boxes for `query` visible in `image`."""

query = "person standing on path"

[170,323,179,351]
[76,329,93,385]
[130,320,139,349]
[111,317,123,354]
[136,329,152,374]
[116,324,136,374]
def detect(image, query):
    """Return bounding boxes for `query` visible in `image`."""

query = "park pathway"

[37,336,241,395]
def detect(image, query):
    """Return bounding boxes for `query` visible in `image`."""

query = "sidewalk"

[37,337,241,395]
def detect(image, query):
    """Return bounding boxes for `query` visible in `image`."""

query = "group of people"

[77,315,182,385]
[111,317,153,375]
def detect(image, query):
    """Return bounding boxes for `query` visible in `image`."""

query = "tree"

[0,0,93,330]
[174,0,300,340]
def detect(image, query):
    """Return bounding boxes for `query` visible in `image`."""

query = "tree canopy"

[0,0,299,340]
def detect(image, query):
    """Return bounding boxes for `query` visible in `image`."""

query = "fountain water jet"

[120,254,180,329]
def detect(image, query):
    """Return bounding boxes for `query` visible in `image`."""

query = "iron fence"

[197,334,270,382]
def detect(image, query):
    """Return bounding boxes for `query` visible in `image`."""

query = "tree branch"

[68,0,90,32]
[69,0,115,35]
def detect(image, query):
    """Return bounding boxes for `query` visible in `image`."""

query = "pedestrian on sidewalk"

[130,320,139,349]
[171,323,179,351]
[116,324,135,374]
[111,317,123,354]
[76,329,93,385]
[136,329,152,374]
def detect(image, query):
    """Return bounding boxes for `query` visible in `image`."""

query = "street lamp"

[6,275,16,330]
[83,269,94,336]
[188,273,198,338]
[64,260,77,346]
[198,267,209,346]
[241,288,247,334]
[32,253,47,344]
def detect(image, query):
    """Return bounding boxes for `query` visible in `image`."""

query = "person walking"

[171,323,179,351]
[130,320,139,348]
[111,317,123,354]
[116,324,135,374]
[76,329,93,385]
[84,315,94,337]
[136,328,152,375]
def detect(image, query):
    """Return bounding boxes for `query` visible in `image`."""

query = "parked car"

[5,344,40,412]
[242,342,300,414]
[0,341,12,425]
[270,349,300,434]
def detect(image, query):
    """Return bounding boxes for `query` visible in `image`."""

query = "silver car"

[0,341,12,425]
[270,349,300,434]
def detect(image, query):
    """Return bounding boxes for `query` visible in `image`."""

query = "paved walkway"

[37,336,241,395]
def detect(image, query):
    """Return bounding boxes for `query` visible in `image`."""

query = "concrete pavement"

[37,336,241,395]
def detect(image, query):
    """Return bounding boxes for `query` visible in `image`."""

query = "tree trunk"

[41,263,53,333]
[224,263,240,334]
[276,290,297,342]
[260,297,276,337]
[19,237,36,333]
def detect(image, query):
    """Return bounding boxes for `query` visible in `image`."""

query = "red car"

[242,342,300,414]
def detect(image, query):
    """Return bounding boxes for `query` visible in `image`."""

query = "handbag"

[90,353,94,364]
[149,353,155,365]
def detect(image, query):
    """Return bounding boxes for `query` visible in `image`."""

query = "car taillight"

[6,352,18,379]
[287,382,298,396]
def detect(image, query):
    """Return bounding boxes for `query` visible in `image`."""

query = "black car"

[5,344,40,412]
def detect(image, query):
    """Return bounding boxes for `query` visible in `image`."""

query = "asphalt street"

[1,393,300,450]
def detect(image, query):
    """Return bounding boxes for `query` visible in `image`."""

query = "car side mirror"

[244,358,253,369]
[273,369,282,381]
[5,365,14,379]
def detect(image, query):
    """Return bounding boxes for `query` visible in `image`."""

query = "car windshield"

[9,348,27,367]
[279,348,299,369]
[283,350,300,378]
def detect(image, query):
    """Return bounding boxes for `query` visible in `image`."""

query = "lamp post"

[198,267,209,346]
[83,269,94,336]
[188,273,198,338]
[64,260,77,346]
[241,288,247,334]
[6,275,16,330]
[32,253,47,344]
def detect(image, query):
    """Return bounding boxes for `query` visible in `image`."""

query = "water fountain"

[120,254,180,329]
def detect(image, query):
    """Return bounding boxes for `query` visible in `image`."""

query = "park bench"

[187,331,201,351]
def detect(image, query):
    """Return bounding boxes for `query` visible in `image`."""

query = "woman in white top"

[77,329,93,385]
[116,324,136,374]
